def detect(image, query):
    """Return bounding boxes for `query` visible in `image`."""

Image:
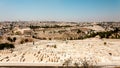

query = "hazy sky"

[0,0,120,22]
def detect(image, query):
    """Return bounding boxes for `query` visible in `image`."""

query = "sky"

[0,0,120,22]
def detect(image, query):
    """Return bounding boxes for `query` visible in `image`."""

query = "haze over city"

[0,0,120,22]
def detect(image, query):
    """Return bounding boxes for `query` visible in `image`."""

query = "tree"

[13,37,16,42]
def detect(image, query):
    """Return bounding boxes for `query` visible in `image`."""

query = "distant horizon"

[0,0,120,22]
[0,20,120,23]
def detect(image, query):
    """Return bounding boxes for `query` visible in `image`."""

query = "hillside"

[0,38,120,67]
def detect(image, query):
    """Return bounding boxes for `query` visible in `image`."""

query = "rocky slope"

[0,38,120,66]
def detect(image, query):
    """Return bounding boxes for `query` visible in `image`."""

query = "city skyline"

[0,0,120,22]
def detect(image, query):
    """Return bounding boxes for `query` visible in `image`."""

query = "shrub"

[7,37,16,42]
[81,60,89,68]
[7,37,13,42]
[69,37,73,40]
[13,37,16,42]
[20,38,33,44]
[49,38,52,40]
[25,39,29,42]
[80,58,96,68]
[15,31,22,35]
[46,44,57,48]
[32,35,35,38]
[77,29,81,33]
[20,39,25,44]
[104,42,107,45]
[0,43,15,50]
[54,45,57,48]
[63,59,71,67]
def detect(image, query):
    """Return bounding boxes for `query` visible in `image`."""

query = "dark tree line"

[29,25,71,29]
[83,27,120,39]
